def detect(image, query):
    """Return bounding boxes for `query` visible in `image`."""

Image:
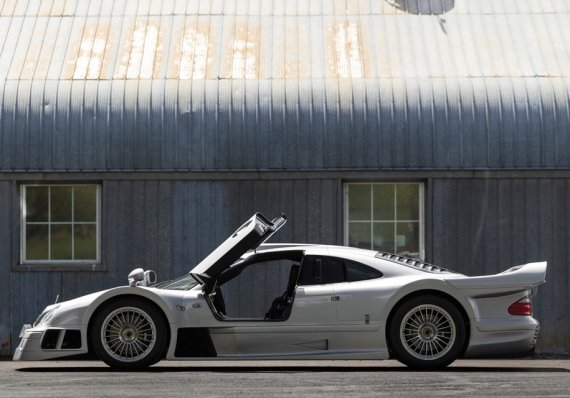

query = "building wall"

[2,79,570,172]
[1,173,568,355]
[431,177,570,353]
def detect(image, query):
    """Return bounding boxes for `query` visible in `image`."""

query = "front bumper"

[13,325,87,361]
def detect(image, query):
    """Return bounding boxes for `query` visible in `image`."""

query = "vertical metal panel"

[0,81,14,170]
[305,79,325,168]
[283,79,300,168]
[416,78,432,168]
[171,179,341,317]
[431,177,570,353]
[171,181,231,276]
[0,182,11,355]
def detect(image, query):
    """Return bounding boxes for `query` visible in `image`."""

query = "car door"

[334,259,384,324]
[198,250,338,357]
[297,255,386,354]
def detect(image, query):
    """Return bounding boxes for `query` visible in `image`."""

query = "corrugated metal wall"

[3,176,568,354]
[1,0,570,356]
[431,177,570,353]
[3,178,343,354]
[171,179,342,318]
[1,0,570,171]
[5,180,173,355]
[0,182,12,354]
[2,78,570,171]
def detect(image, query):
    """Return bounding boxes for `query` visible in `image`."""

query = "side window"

[344,260,383,282]
[299,256,382,285]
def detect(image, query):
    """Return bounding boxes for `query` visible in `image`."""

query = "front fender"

[82,286,184,327]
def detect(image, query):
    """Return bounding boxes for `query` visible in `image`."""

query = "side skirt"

[174,328,217,357]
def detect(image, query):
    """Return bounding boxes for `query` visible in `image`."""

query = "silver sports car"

[14,213,547,370]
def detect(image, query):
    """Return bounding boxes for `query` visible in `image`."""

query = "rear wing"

[446,261,547,290]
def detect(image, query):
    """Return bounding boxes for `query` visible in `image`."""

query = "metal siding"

[1,0,570,355]
[0,182,11,355]
[10,272,64,356]
[0,1,569,171]
[431,177,570,353]
[170,179,341,317]
[6,180,173,352]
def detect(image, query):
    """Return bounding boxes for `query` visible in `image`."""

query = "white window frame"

[344,182,425,260]
[20,184,101,264]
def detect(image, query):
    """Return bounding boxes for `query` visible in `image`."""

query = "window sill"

[15,263,105,272]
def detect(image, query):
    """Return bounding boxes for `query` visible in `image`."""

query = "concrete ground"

[1,359,569,397]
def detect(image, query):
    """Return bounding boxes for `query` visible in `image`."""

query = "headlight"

[33,304,60,327]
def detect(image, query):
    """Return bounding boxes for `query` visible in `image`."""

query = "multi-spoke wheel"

[91,299,167,370]
[389,294,466,369]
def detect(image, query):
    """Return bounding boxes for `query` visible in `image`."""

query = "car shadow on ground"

[16,365,570,373]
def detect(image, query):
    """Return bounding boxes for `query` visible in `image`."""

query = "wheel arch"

[384,289,471,358]
[86,294,172,359]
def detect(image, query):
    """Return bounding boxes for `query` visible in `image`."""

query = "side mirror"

[128,268,145,287]
[128,268,157,287]
[144,270,157,285]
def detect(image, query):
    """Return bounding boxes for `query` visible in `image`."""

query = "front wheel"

[90,298,167,370]
[389,294,466,370]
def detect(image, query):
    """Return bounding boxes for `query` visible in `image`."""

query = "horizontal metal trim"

[13,263,106,272]
[3,169,570,181]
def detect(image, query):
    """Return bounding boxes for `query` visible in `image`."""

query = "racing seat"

[265,264,300,320]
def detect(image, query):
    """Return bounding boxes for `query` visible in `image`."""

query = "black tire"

[90,298,168,370]
[388,294,466,370]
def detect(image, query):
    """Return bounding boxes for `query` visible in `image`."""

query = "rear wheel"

[389,294,466,370]
[90,298,167,370]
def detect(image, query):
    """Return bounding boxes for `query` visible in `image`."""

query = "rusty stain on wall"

[221,23,259,80]
[2,1,568,82]
[114,20,162,80]
[178,25,211,80]
[72,23,112,79]
[329,21,365,78]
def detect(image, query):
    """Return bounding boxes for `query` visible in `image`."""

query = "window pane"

[74,224,97,260]
[321,258,345,284]
[396,222,420,258]
[51,186,72,222]
[344,261,382,282]
[397,184,419,220]
[348,222,371,249]
[26,225,49,260]
[348,185,371,220]
[74,186,97,222]
[51,224,72,259]
[373,222,395,252]
[373,184,394,220]
[26,186,49,222]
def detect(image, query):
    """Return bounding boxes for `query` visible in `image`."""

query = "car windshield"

[155,273,199,291]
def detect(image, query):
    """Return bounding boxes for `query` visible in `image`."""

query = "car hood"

[190,213,286,287]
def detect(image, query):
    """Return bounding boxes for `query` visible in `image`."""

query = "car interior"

[206,250,304,321]
[205,251,383,321]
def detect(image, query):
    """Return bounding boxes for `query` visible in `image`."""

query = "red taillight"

[508,295,532,316]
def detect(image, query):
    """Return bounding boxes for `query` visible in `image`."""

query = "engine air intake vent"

[375,252,453,273]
